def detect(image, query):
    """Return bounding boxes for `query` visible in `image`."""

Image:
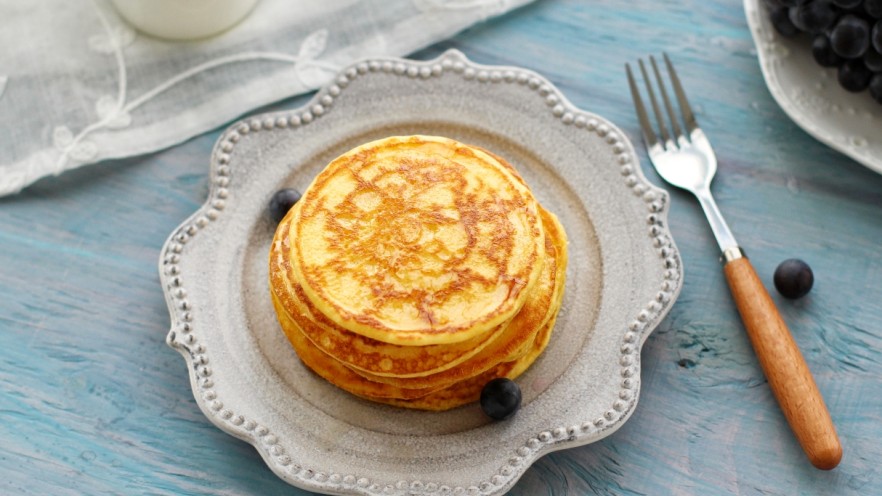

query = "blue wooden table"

[3,0,882,494]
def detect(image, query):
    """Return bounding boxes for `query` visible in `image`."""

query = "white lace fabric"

[0,0,533,197]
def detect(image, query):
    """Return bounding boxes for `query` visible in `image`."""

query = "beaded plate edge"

[159,49,683,496]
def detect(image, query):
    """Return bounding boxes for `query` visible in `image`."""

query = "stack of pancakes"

[269,135,567,411]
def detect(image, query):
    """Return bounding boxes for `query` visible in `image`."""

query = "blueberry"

[838,59,873,91]
[864,48,882,72]
[268,188,301,223]
[813,34,844,66]
[789,6,812,31]
[795,1,839,34]
[866,0,882,18]
[873,20,882,53]
[480,378,522,420]
[774,259,814,299]
[771,6,801,37]
[832,0,861,8]
[870,73,882,103]
[831,14,871,58]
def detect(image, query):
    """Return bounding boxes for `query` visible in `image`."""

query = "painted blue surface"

[2,0,881,494]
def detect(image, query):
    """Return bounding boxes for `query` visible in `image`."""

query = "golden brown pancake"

[272,288,559,409]
[270,212,512,378]
[267,135,569,411]
[288,135,546,346]
[346,208,567,390]
[270,291,443,400]
[371,313,560,411]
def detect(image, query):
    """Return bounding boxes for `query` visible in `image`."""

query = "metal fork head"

[626,54,717,193]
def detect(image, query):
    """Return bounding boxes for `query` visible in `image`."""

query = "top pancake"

[288,135,546,345]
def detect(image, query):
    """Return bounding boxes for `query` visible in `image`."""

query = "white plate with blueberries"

[745,0,882,174]
[159,50,683,495]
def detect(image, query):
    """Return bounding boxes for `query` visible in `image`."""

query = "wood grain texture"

[2,0,882,494]
[723,257,841,470]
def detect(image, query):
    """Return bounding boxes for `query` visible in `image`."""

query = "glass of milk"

[110,0,260,40]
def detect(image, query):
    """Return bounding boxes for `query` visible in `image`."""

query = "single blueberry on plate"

[774,258,814,299]
[480,378,522,420]
[268,188,302,223]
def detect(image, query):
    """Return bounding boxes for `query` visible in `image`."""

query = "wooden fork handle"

[723,256,842,470]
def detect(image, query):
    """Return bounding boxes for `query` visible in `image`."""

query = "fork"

[626,55,842,470]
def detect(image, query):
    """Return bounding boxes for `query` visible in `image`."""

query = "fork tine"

[625,63,659,150]
[638,59,672,146]
[663,53,698,134]
[649,55,683,141]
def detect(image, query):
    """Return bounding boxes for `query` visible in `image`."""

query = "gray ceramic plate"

[160,50,682,496]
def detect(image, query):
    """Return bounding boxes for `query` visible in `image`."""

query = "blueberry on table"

[838,59,873,91]
[831,15,871,59]
[774,259,814,299]
[268,188,301,223]
[813,34,844,67]
[480,378,522,420]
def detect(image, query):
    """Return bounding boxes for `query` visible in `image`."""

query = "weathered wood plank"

[2,0,881,494]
